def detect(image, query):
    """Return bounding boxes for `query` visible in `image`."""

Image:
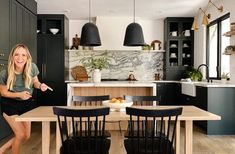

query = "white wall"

[69,19,87,48]
[194,0,235,82]
[69,16,164,50]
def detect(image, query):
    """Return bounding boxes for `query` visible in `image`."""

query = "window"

[207,13,230,79]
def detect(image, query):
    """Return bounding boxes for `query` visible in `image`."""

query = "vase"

[93,69,101,83]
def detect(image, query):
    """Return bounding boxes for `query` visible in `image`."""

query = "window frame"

[206,13,230,79]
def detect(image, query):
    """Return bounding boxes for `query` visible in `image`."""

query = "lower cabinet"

[180,94,195,105]
[0,101,13,146]
[156,83,181,105]
[194,86,235,135]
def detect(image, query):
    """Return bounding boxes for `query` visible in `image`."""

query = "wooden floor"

[4,122,235,154]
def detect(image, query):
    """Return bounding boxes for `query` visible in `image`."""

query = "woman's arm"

[0,85,32,100]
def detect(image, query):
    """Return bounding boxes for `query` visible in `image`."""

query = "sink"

[181,82,196,97]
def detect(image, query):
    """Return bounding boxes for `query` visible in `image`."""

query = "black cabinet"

[0,106,13,144]
[0,60,11,144]
[10,0,37,62]
[0,0,37,144]
[156,83,181,105]
[194,86,235,135]
[0,0,10,60]
[164,17,194,80]
[180,94,195,106]
[37,15,69,106]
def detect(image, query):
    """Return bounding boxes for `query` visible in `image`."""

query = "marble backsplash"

[65,50,165,81]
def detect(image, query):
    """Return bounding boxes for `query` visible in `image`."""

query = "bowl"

[49,28,59,35]
[102,100,133,112]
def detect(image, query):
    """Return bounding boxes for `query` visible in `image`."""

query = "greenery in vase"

[221,72,229,80]
[83,56,109,71]
[185,67,203,81]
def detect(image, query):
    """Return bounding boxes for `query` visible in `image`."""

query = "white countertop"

[193,82,235,88]
[66,81,156,87]
[65,80,235,88]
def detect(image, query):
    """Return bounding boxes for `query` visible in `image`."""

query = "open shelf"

[223,31,235,37]
[223,51,235,55]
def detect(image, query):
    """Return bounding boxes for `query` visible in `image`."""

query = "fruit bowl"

[49,28,59,35]
[102,100,133,112]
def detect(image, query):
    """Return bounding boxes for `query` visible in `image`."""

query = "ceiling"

[35,0,209,20]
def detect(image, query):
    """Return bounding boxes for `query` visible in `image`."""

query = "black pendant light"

[80,0,101,46]
[124,0,145,46]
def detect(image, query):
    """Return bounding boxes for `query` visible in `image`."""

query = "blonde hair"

[7,44,32,90]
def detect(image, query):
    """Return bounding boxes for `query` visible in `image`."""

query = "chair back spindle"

[124,95,161,106]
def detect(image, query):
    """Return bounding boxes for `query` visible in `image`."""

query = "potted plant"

[221,72,229,83]
[83,56,109,82]
[185,67,203,81]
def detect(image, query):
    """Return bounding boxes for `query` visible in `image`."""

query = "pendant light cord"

[134,0,135,23]
[89,0,91,22]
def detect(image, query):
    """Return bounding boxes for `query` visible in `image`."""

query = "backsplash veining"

[65,50,164,81]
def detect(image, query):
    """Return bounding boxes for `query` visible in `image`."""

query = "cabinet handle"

[0,64,5,67]
[42,64,46,80]
[0,53,5,57]
[42,64,44,79]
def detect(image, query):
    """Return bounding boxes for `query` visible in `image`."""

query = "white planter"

[93,69,101,83]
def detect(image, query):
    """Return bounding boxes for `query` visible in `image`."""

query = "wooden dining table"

[15,105,220,154]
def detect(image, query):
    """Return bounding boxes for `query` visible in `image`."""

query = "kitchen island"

[66,81,156,106]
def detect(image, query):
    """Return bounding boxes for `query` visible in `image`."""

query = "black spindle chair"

[53,106,111,154]
[124,107,182,154]
[124,95,161,106]
[72,95,110,106]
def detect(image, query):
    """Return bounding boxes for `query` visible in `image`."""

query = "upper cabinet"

[164,17,194,80]
[0,0,10,60]
[0,0,37,62]
[10,0,37,62]
[37,15,64,36]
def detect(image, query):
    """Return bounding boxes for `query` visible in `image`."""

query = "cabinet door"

[11,0,24,48]
[11,0,37,62]
[37,36,66,106]
[23,9,37,62]
[157,83,180,105]
[195,86,207,110]
[0,115,12,141]
[0,60,8,72]
[0,89,13,142]
[0,0,10,60]
[24,0,37,14]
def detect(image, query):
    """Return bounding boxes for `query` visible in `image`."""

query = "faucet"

[197,64,210,82]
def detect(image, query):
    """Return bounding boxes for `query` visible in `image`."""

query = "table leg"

[42,122,50,154]
[185,120,193,154]
[176,121,180,154]
[56,122,61,154]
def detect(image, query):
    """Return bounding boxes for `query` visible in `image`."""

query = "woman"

[0,44,50,154]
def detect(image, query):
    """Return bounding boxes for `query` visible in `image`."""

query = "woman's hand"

[19,91,32,100]
[40,83,51,92]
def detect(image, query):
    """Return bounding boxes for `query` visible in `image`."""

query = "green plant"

[221,72,229,79]
[83,56,109,70]
[185,67,203,81]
